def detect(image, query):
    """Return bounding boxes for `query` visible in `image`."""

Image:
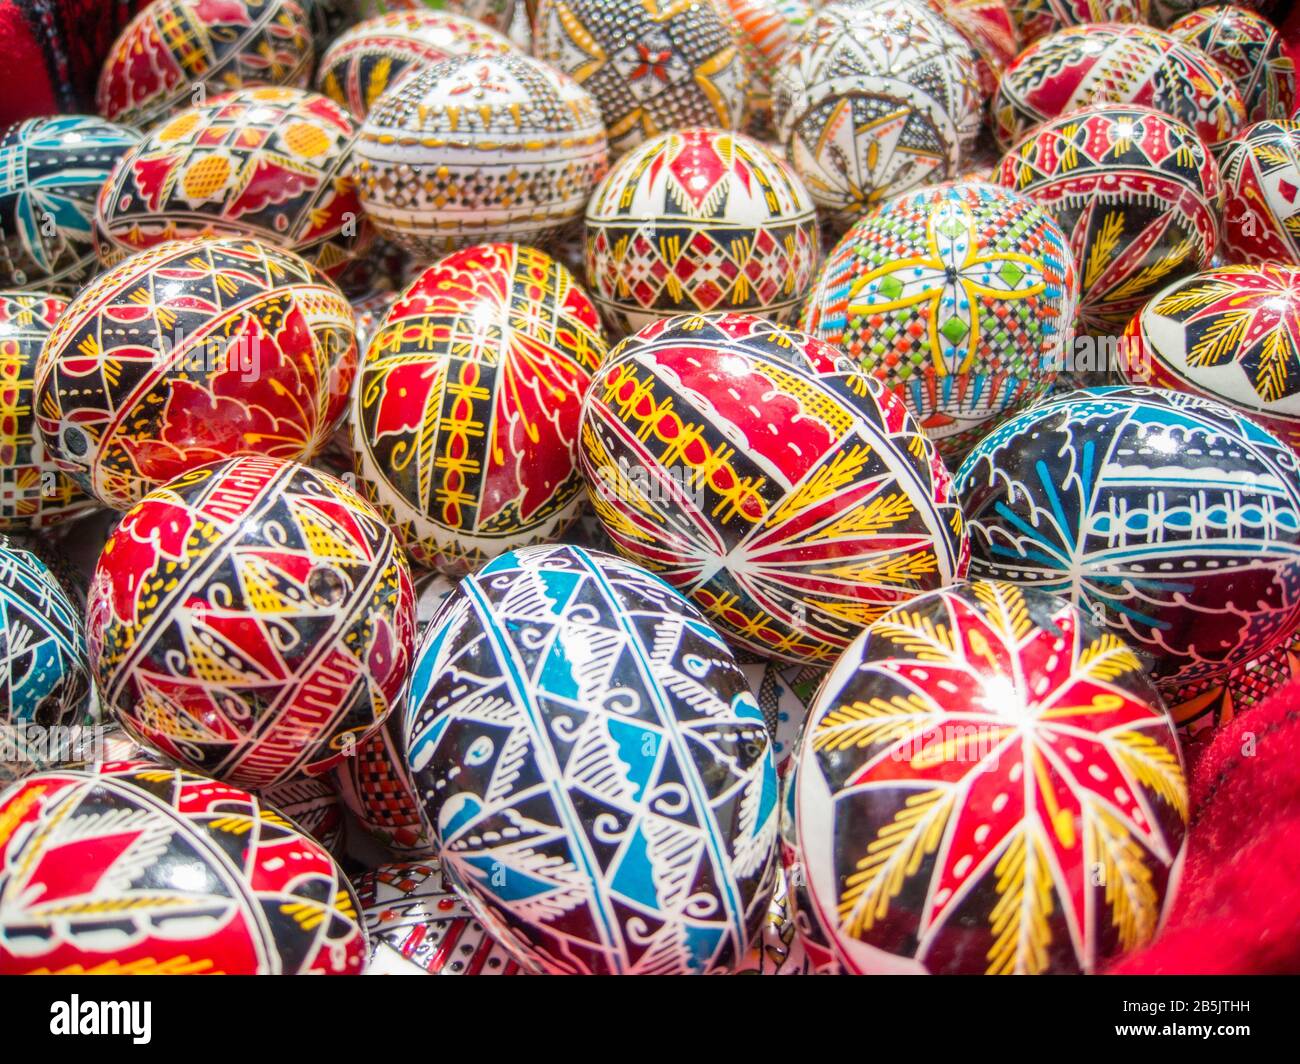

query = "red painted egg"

[1219,119,1300,265]
[1169,4,1296,123]
[87,454,416,790]
[34,237,356,510]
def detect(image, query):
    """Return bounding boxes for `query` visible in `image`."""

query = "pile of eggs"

[1,0,1298,977]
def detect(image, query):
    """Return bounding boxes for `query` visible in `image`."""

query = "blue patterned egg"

[0,543,92,786]
[954,385,1300,691]
[0,116,142,293]
[405,543,780,974]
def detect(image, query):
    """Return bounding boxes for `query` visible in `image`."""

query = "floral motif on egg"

[405,543,780,974]
[992,23,1247,154]
[0,116,141,293]
[1219,119,1300,265]
[95,88,371,283]
[801,180,1079,458]
[994,105,1222,336]
[1169,4,1296,123]
[316,9,515,119]
[583,128,819,335]
[773,1,982,225]
[0,761,367,974]
[1005,0,1149,46]
[0,544,92,786]
[353,242,605,575]
[0,292,96,528]
[87,454,416,790]
[533,0,749,157]
[954,386,1300,691]
[33,237,356,510]
[790,581,1187,974]
[97,0,315,129]
[356,861,524,974]
[1121,264,1300,456]
[355,54,607,255]
[579,313,970,664]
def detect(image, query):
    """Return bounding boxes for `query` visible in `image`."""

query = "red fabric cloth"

[1107,679,1300,974]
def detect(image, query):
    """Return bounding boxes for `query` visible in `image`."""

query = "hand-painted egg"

[1166,624,1300,740]
[336,706,437,857]
[1219,119,1300,265]
[533,0,749,158]
[360,0,520,34]
[801,181,1080,458]
[773,1,982,225]
[0,116,142,293]
[95,88,371,285]
[1169,5,1296,122]
[260,774,345,853]
[355,53,607,254]
[716,0,812,137]
[954,386,1300,691]
[0,292,96,529]
[34,237,357,510]
[1121,265,1300,453]
[1005,0,1149,46]
[583,128,819,335]
[734,650,823,773]
[730,864,812,974]
[993,105,1222,336]
[87,455,417,790]
[357,861,524,974]
[925,0,1020,100]
[405,543,780,974]
[789,580,1187,974]
[2,531,89,611]
[578,313,970,664]
[97,0,315,129]
[353,242,605,575]
[0,544,91,786]
[0,761,367,974]
[992,23,1247,154]
[317,10,516,120]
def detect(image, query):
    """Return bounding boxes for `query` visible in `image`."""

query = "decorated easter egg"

[1005,0,1149,46]
[925,0,1020,99]
[1169,5,1296,123]
[992,23,1247,153]
[789,580,1187,974]
[1166,625,1300,740]
[0,544,92,786]
[730,864,812,975]
[87,454,417,790]
[34,237,357,510]
[1120,265,1300,454]
[355,54,607,255]
[533,0,749,158]
[261,774,345,853]
[583,128,820,335]
[0,761,367,974]
[360,0,520,34]
[95,88,370,284]
[95,88,369,276]
[994,105,1222,336]
[1219,119,1300,265]
[0,292,96,529]
[357,861,524,974]
[773,1,982,225]
[954,386,1300,690]
[717,0,813,136]
[734,650,823,773]
[405,543,780,974]
[97,0,315,130]
[579,313,970,664]
[801,180,1080,457]
[317,9,515,119]
[0,116,142,293]
[353,242,605,575]
[335,707,437,857]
